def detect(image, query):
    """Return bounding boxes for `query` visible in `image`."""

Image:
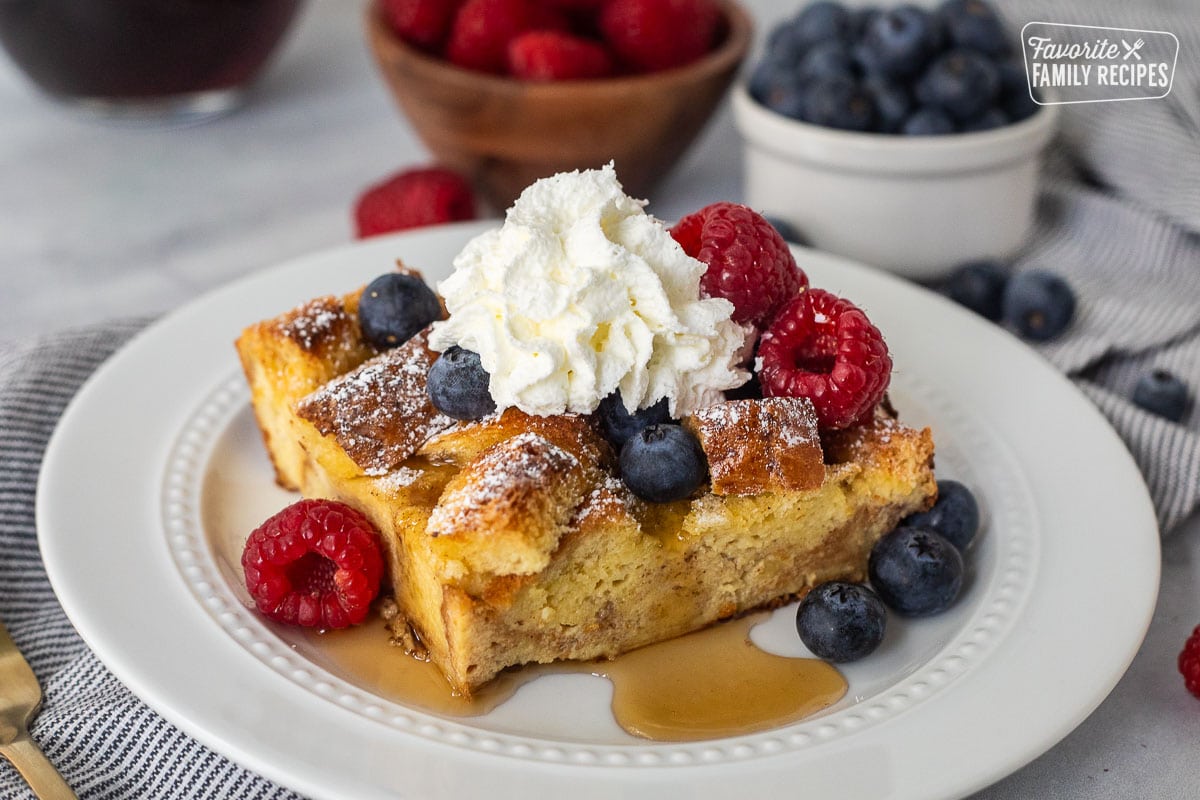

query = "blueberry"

[763,216,807,245]
[858,5,941,79]
[797,41,857,83]
[619,424,707,503]
[597,393,671,448]
[941,260,1008,320]
[901,107,956,135]
[869,527,964,616]
[1002,270,1076,341]
[960,107,1008,132]
[358,273,442,350]
[749,60,807,120]
[1132,369,1191,422]
[849,6,882,40]
[938,0,1011,57]
[998,61,1039,121]
[791,1,854,48]
[426,346,497,420]
[796,581,887,663]
[801,75,876,132]
[916,49,1001,122]
[902,480,980,552]
[863,77,912,133]
[765,21,810,69]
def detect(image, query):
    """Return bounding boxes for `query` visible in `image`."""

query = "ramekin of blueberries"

[731,0,1058,279]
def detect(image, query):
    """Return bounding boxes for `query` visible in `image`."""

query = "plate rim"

[36,223,1161,800]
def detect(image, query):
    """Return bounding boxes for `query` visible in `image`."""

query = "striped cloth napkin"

[1002,0,1200,533]
[2,4,1199,797]
[0,323,303,800]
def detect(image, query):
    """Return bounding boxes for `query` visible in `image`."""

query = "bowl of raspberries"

[732,0,1058,280]
[368,0,752,211]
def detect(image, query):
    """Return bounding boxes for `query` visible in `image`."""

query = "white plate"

[38,223,1160,800]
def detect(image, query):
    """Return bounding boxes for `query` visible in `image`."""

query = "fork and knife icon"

[1122,38,1145,60]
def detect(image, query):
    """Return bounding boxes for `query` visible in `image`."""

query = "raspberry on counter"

[1180,625,1200,700]
[354,166,477,238]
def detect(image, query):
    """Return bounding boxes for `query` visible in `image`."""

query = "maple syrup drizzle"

[299,613,847,741]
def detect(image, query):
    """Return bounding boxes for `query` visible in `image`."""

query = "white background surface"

[3,1,1199,797]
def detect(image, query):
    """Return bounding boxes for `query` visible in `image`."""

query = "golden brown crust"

[295,328,454,476]
[419,407,613,470]
[684,397,824,495]
[426,432,591,580]
[234,291,375,489]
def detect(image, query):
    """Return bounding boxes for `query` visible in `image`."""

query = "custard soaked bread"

[235,166,936,695]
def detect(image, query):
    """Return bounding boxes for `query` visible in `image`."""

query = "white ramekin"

[732,83,1059,280]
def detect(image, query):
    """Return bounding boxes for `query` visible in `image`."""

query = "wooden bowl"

[365,0,752,211]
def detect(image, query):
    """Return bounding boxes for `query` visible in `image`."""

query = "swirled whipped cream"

[427,164,748,418]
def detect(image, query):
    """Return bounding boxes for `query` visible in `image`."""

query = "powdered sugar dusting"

[275,296,353,352]
[295,328,453,474]
[686,397,823,495]
[691,396,819,448]
[573,473,634,526]
[428,433,579,537]
[372,466,423,491]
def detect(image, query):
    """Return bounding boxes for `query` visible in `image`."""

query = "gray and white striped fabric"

[0,322,303,800]
[1002,0,1200,532]
[2,3,1199,798]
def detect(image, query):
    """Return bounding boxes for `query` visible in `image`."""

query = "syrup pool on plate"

[298,612,847,742]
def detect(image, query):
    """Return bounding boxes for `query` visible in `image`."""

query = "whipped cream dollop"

[428,164,748,418]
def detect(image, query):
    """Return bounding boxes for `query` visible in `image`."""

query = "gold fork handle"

[0,731,77,800]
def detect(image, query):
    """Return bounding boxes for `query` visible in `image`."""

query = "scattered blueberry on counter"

[939,261,1077,343]
[1132,369,1192,423]
[1002,269,1076,341]
[941,260,1008,321]
[750,0,1037,135]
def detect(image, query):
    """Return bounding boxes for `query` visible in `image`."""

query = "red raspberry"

[381,0,466,51]
[241,500,385,629]
[543,0,604,9]
[354,166,477,238]
[599,0,721,73]
[757,289,892,430]
[508,31,615,81]
[670,202,808,329]
[445,0,569,74]
[1180,625,1200,699]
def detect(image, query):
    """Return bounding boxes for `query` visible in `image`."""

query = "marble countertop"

[0,0,760,344]
[1,1,1197,798]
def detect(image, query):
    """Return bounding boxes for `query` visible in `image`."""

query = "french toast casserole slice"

[236,285,936,696]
